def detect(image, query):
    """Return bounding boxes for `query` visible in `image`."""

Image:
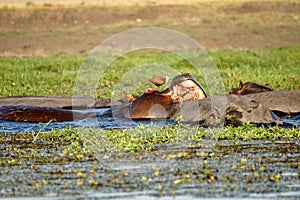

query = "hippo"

[0,73,207,123]
[0,106,96,123]
[114,73,208,119]
[0,96,110,123]
[229,81,273,95]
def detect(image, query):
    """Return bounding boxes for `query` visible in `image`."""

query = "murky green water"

[0,109,299,199]
[0,135,299,199]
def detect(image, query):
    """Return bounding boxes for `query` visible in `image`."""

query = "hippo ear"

[149,75,170,87]
[238,81,244,90]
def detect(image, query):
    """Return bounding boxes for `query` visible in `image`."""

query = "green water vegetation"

[0,123,299,167]
[81,123,300,153]
[0,46,299,98]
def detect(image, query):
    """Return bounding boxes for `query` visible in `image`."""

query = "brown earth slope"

[0,0,299,56]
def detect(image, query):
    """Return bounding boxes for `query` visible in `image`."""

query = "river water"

[0,108,299,133]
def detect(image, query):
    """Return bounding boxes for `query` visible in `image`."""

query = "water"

[1,139,299,198]
[0,108,299,199]
[280,115,300,127]
[0,108,299,133]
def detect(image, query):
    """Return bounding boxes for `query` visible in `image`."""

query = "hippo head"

[127,73,207,119]
[229,81,273,95]
[170,73,207,103]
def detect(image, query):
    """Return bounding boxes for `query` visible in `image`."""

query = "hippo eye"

[180,80,195,88]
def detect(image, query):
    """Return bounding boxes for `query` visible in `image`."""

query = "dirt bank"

[0,1,299,56]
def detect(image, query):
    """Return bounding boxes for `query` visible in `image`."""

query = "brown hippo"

[0,106,97,123]
[0,96,110,123]
[115,73,208,119]
[229,81,272,95]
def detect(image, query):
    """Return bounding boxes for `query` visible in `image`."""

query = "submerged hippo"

[0,106,96,123]
[0,96,110,123]
[229,81,273,95]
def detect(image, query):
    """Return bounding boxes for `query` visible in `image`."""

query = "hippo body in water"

[0,106,96,123]
[127,88,175,119]
[246,90,300,118]
[114,73,208,119]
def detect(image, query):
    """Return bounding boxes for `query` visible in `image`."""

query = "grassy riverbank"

[1,46,299,98]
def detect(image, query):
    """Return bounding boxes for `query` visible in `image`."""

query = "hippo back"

[129,91,175,119]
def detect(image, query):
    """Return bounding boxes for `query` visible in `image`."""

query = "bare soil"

[0,1,299,56]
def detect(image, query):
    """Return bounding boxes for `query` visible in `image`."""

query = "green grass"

[211,46,300,91]
[0,56,81,96]
[0,46,299,98]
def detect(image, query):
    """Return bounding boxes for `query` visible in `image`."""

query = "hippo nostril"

[145,88,157,94]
